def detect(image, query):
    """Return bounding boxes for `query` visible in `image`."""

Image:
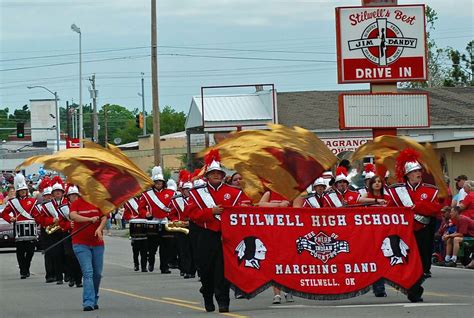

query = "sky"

[0,0,472,118]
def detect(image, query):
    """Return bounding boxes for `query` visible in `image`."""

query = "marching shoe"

[141,268,148,272]
[285,293,294,302]
[26,272,30,278]
[76,282,83,288]
[20,275,27,279]
[68,280,75,287]
[134,265,139,271]
[83,306,94,312]
[374,292,387,297]
[407,286,424,303]
[56,280,63,285]
[148,265,154,272]
[183,273,193,279]
[219,307,229,313]
[46,278,55,283]
[161,269,171,274]
[272,295,282,304]
[204,297,215,312]
[94,305,99,310]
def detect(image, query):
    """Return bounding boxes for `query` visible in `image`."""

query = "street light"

[27,85,60,151]
[71,23,82,146]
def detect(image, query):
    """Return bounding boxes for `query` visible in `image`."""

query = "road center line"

[161,297,200,305]
[102,287,249,318]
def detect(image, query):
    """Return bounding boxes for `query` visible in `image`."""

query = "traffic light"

[135,113,144,129]
[16,122,25,138]
[139,112,144,129]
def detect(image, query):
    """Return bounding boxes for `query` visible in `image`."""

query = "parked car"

[0,218,15,248]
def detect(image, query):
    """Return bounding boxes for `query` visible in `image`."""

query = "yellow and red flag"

[201,124,337,202]
[351,135,448,198]
[18,141,153,214]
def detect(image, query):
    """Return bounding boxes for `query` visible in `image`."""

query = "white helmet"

[404,161,422,175]
[151,166,165,182]
[14,173,28,191]
[67,185,80,196]
[166,179,177,191]
[43,186,53,196]
[313,177,326,187]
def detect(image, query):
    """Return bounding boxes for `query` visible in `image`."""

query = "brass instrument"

[45,221,62,235]
[164,220,189,235]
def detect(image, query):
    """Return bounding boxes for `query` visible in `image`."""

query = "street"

[0,233,472,318]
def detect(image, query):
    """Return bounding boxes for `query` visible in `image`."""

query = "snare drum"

[15,220,38,242]
[129,218,147,240]
[146,219,163,236]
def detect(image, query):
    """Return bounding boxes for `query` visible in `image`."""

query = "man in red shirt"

[387,149,442,302]
[69,195,106,312]
[1,174,40,279]
[457,180,474,219]
[185,150,242,313]
[444,207,474,268]
[138,166,175,273]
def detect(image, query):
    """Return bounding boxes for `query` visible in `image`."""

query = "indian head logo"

[381,235,410,266]
[348,18,417,66]
[296,231,349,263]
[235,236,267,270]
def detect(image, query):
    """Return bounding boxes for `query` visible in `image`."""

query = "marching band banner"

[221,207,423,300]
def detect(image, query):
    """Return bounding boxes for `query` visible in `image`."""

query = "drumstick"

[42,222,92,255]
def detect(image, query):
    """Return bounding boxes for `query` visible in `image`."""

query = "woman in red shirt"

[359,175,391,206]
[69,196,106,312]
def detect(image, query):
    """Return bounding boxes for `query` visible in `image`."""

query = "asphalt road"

[0,233,472,318]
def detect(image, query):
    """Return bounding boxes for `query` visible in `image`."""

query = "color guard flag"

[201,124,337,202]
[351,135,448,198]
[18,141,153,213]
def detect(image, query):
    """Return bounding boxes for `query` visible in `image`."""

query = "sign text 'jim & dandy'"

[336,5,427,83]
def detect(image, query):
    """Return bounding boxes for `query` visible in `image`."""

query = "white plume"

[167,179,177,191]
[14,173,26,189]
[151,166,162,176]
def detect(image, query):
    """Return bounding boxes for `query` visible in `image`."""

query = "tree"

[157,106,186,135]
[444,41,474,87]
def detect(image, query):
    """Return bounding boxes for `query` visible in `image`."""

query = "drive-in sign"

[336,5,427,83]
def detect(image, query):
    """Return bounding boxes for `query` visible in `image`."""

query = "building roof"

[185,90,275,131]
[277,87,474,130]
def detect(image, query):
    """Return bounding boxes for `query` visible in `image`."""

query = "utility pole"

[151,0,161,165]
[89,74,98,142]
[141,72,147,136]
[104,103,109,147]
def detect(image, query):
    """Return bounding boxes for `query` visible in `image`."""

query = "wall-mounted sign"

[336,5,427,83]
[66,138,80,148]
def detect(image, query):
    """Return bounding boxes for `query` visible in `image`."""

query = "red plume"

[51,175,64,187]
[336,166,348,176]
[178,170,190,182]
[38,176,51,192]
[204,149,221,166]
[396,148,421,181]
[191,168,203,181]
[364,163,376,174]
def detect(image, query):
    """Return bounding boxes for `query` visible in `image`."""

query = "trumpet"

[164,220,189,235]
[45,221,62,235]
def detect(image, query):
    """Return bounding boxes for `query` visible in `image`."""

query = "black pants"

[175,232,196,275]
[196,229,230,308]
[147,232,169,272]
[43,231,65,281]
[16,240,35,276]
[63,235,82,284]
[415,219,436,273]
[132,239,148,269]
[188,222,202,277]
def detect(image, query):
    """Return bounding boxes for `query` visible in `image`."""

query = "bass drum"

[129,218,147,240]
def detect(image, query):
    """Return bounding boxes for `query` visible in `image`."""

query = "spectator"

[456,180,474,219]
[442,206,474,267]
[452,175,468,207]
[4,185,15,204]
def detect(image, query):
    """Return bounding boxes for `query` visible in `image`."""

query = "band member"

[358,164,376,196]
[387,148,442,302]
[37,177,56,283]
[259,189,294,304]
[69,194,107,312]
[359,175,391,206]
[293,177,326,208]
[323,167,361,207]
[1,173,41,279]
[125,195,148,272]
[138,166,175,273]
[41,176,68,284]
[185,150,243,313]
[63,185,83,287]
